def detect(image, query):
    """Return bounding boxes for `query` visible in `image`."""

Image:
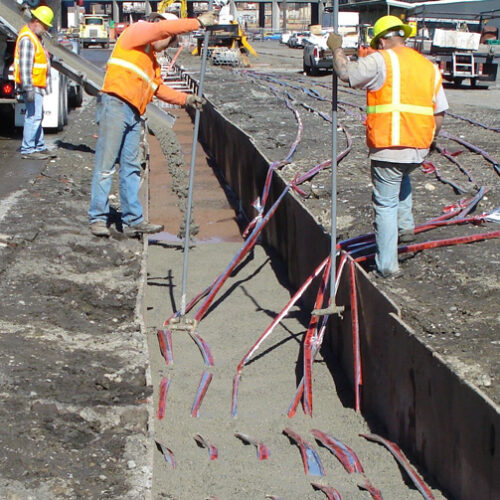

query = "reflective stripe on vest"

[366,49,434,145]
[107,57,159,93]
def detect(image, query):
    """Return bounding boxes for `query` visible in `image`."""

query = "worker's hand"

[24,89,35,103]
[326,33,343,52]
[429,139,437,153]
[185,94,206,111]
[197,11,218,28]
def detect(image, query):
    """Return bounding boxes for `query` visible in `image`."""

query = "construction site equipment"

[158,0,187,19]
[79,14,110,49]
[192,21,257,64]
[407,15,499,87]
[211,46,240,66]
[311,0,344,320]
[177,0,213,321]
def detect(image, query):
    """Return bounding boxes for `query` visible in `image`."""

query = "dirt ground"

[175,40,500,405]
[0,102,152,498]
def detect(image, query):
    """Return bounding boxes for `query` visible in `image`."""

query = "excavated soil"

[0,102,152,498]
[175,40,500,405]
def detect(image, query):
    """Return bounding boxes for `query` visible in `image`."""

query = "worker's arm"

[327,34,384,89]
[18,36,34,90]
[332,48,350,83]
[155,83,188,107]
[120,18,200,50]
[434,111,445,135]
[432,82,448,142]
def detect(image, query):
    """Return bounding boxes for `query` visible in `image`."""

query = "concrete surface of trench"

[145,108,448,499]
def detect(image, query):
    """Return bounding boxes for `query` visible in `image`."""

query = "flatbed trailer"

[431,46,498,87]
[407,16,499,87]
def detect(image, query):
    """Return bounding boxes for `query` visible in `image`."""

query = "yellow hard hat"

[31,6,54,28]
[370,15,412,49]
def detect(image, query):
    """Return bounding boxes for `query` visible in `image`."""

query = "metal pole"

[329,0,339,300]
[311,0,344,318]
[180,0,214,316]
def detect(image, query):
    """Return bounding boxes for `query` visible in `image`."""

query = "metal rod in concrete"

[180,0,214,315]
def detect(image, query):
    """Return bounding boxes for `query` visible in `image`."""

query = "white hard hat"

[149,12,178,21]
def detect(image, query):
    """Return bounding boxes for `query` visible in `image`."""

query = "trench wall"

[195,100,499,500]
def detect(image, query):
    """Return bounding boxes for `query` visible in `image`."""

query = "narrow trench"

[142,107,449,499]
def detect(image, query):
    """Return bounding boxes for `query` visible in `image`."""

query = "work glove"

[24,88,35,103]
[185,94,206,111]
[326,33,343,52]
[197,11,218,28]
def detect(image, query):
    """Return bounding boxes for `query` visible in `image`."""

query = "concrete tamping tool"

[312,0,345,318]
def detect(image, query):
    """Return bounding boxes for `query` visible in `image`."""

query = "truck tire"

[63,83,69,126]
[57,87,65,131]
[70,85,83,108]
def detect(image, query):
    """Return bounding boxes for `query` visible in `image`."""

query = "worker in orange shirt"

[89,11,218,237]
[327,16,448,278]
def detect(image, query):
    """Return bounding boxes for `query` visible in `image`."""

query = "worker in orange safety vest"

[14,5,55,160]
[327,15,449,278]
[89,10,218,237]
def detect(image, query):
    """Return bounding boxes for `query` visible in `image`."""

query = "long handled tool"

[312,0,344,319]
[178,0,214,319]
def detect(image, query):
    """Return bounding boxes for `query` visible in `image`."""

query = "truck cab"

[79,15,109,49]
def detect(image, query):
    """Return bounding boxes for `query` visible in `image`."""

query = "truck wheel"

[303,61,310,75]
[63,84,69,126]
[72,86,83,108]
[57,88,65,131]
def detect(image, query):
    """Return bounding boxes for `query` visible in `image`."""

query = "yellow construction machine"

[192,21,257,60]
[157,0,187,19]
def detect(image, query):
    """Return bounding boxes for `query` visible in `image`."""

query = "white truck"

[302,12,359,76]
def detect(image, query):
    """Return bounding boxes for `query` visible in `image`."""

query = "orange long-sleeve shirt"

[102,18,200,111]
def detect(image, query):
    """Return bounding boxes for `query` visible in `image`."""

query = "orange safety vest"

[14,25,49,88]
[101,35,161,115]
[366,46,441,149]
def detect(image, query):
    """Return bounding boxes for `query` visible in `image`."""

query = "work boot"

[90,220,110,237]
[372,269,404,280]
[398,229,416,244]
[37,148,57,158]
[21,151,49,160]
[124,221,164,235]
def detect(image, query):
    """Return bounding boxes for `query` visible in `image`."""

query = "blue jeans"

[88,93,144,227]
[371,160,419,276]
[21,90,45,154]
